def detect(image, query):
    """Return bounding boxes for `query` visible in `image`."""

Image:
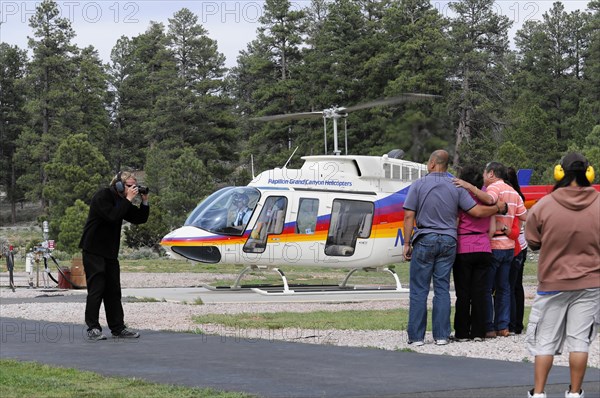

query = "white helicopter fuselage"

[160,154,427,269]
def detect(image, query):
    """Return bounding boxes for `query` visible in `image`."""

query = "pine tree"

[58,200,89,254]
[107,22,175,171]
[159,147,215,228]
[583,1,600,121]
[447,0,512,166]
[514,2,592,145]
[374,0,450,161]
[43,133,110,237]
[164,8,236,183]
[0,43,28,224]
[230,0,307,171]
[15,0,79,209]
[293,0,390,158]
[72,46,111,151]
[123,196,170,252]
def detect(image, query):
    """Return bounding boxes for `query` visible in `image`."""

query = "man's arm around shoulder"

[467,200,506,218]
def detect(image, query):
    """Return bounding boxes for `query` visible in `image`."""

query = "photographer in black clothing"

[79,171,149,341]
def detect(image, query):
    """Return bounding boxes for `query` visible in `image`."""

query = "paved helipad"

[1,316,599,398]
[121,286,413,303]
[1,280,599,397]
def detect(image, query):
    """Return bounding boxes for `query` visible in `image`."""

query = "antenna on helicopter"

[251,93,439,156]
[283,146,299,169]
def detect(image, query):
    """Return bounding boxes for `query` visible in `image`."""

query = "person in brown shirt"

[524,153,599,398]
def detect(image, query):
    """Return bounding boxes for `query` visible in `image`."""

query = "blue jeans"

[408,233,457,342]
[485,249,513,331]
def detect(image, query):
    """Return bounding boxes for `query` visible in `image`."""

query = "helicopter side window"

[243,196,288,253]
[325,200,374,257]
[296,198,318,234]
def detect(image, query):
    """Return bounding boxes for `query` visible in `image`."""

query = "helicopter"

[160,94,439,294]
[159,94,579,294]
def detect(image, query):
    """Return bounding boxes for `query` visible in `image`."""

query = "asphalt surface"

[1,316,599,398]
[1,282,599,397]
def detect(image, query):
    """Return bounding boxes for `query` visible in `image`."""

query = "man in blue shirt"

[232,194,252,228]
[403,150,502,346]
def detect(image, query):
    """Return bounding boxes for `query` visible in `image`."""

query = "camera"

[137,185,149,195]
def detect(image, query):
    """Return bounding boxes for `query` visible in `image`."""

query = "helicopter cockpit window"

[184,187,260,236]
[296,198,319,234]
[243,196,288,253]
[325,199,374,257]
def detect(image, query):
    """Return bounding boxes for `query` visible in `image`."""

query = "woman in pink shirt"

[452,165,493,341]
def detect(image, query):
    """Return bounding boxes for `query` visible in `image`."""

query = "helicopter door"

[324,199,374,257]
[243,196,288,254]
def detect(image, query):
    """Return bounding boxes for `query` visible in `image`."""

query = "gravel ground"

[1,272,598,369]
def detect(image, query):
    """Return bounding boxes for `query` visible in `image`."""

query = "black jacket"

[79,187,149,259]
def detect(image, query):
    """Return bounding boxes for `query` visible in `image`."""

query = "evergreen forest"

[1,0,599,253]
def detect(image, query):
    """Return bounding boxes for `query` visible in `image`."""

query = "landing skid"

[250,285,403,296]
[232,265,294,293]
[204,265,409,295]
[340,267,408,292]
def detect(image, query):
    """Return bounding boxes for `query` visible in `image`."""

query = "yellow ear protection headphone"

[114,171,125,193]
[553,163,595,183]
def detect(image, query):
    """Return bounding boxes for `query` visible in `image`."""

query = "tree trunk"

[454,73,472,166]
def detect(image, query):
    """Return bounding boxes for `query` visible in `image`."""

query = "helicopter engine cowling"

[171,245,221,263]
[161,226,223,263]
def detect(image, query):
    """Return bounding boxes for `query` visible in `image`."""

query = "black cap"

[561,152,588,171]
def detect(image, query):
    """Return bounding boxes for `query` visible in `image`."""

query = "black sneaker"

[112,328,140,338]
[87,328,107,341]
[450,335,470,342]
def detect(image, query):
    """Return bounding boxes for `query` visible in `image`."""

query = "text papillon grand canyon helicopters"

[159,94,590,294]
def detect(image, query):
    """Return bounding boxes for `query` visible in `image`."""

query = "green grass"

[119,258,207,273]
[195,307,534,333]
[125,296,167,303]
[0,359,253,398]
[195,309,409,331]
[523,259,538,278]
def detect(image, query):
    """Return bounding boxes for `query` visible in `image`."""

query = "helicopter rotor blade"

[344,93,441,112]
[251,93,440,122]
[251,111,324,122]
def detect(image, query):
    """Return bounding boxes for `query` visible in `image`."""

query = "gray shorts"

[525,288,599,356]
